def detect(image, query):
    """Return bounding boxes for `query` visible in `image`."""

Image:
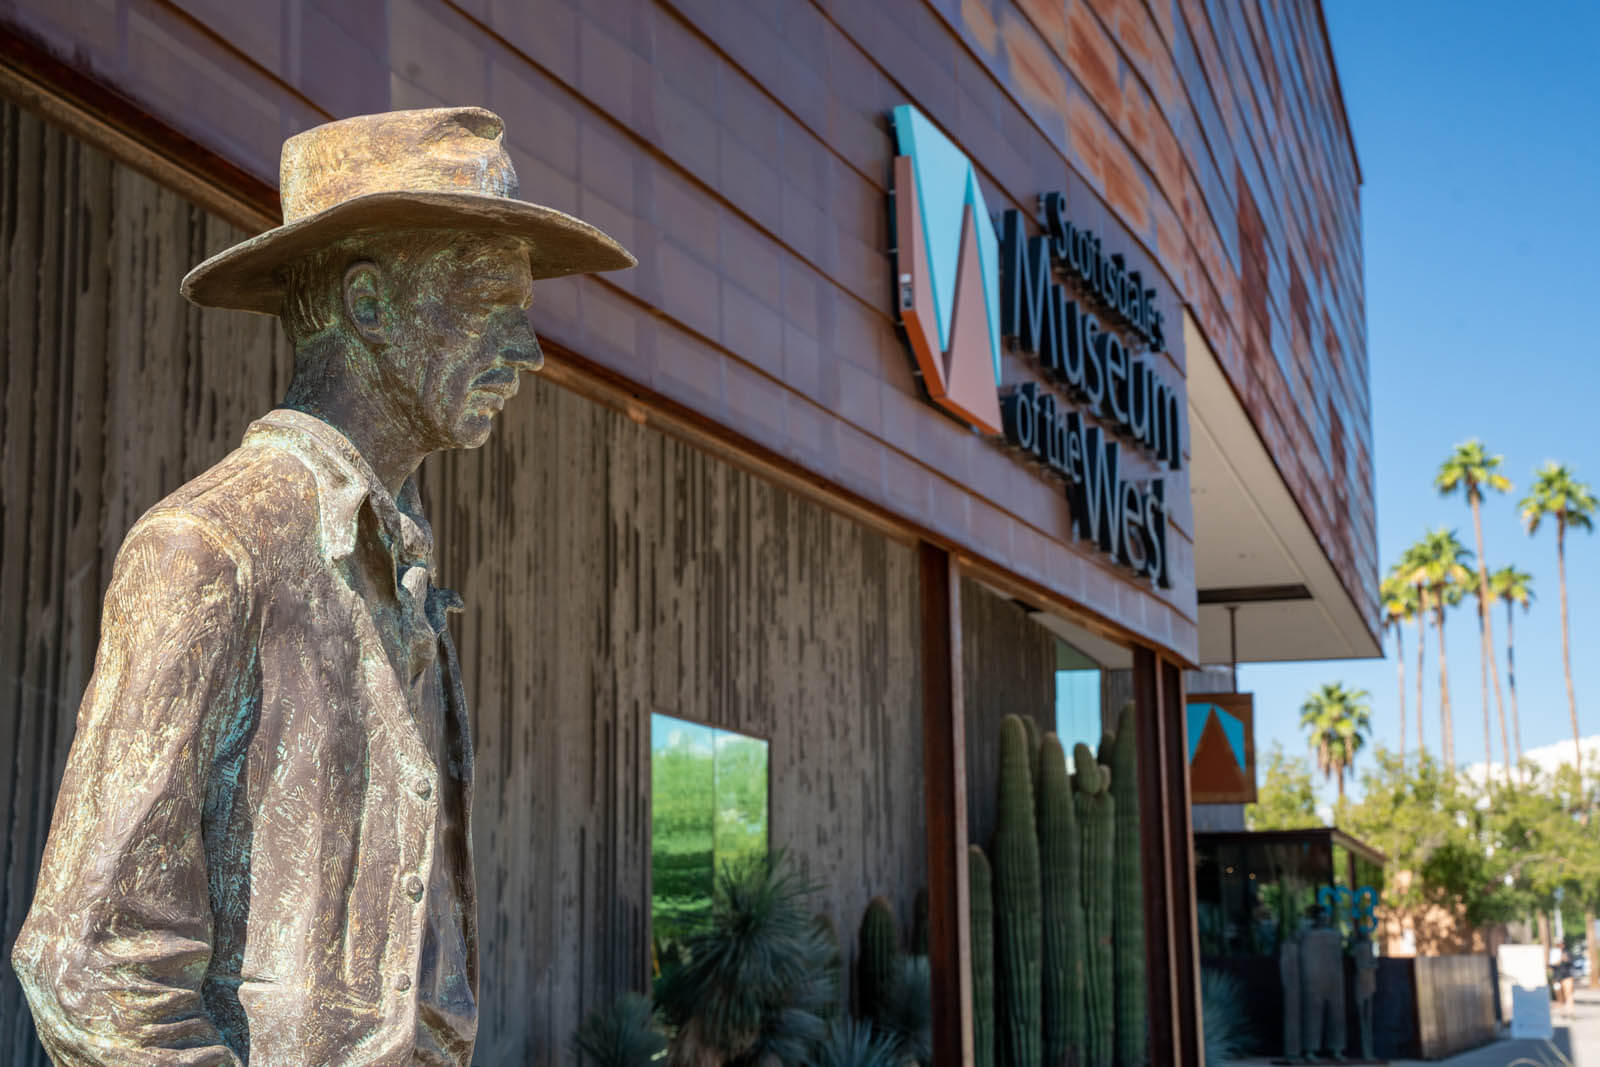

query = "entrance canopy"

[1186,314,1382,664]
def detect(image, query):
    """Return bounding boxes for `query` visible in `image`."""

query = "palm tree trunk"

[1337,764,1346,804]
[1482,634,1493,788]
[1436,602,1454,768]
[1559,521,1582,776]
[1470,497,1512,787]
[1397,623,1407,763]
[1506,601,1524,775]
[1416,590,1428,757]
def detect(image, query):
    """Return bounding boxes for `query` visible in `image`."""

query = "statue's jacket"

[13,408,478,1065]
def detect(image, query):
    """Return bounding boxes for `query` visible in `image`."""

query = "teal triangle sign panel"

[1185,701,1250,770]
[1185,703,1210,763]
[1213,705,1247,769]
[892,104,1002,383]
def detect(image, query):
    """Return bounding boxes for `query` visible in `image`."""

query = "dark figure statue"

[1351,930,1378,1061]
[1299,906,1348,1062]
[11,107,633,1064]
[1280,931,1303,1060]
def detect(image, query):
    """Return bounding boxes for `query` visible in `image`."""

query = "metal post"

[919,543,973,1066]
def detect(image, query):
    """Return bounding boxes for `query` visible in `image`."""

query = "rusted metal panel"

[920,545,973,1067]
[1,101,927,1060]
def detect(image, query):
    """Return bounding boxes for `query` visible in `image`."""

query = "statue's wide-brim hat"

[182,107,634,314]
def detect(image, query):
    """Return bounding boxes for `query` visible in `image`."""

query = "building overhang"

[1185,313,1382,664]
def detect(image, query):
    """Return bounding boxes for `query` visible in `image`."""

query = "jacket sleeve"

[11,512,253,1065]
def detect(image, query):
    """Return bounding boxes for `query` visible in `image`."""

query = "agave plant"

[1200,968,1252,1066]
[572,992,668,1067]
[655,850,833,1066]
[813,1018,905,1067]
[875,955,932,1065]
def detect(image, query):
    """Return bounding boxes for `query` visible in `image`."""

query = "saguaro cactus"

[994,715,1042,1067]
[969,845,996,1067]
[1039,733,1086,1067]
[857,895,899,1025]
[1111,705,1148,1065]
[1021,714,1041,785]
[1075,741,1116,1067]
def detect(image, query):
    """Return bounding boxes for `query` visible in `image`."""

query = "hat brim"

[181,190,636,314]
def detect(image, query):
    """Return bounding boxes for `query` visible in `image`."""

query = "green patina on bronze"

[11,107,633,1064]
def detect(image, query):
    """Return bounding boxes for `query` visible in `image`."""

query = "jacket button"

[395,973,412,992]
[414,778,432,800]
[406,874,425,901]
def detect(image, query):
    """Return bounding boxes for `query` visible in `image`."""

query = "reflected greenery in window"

[650,714,769,970]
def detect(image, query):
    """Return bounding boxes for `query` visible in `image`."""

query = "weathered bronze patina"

[11,107,633,1064]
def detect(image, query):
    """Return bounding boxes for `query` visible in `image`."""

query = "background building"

[0,1,1372,1062]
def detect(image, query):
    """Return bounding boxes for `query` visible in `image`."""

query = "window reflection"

[650,714,769,970]
[1055,638,1102,760]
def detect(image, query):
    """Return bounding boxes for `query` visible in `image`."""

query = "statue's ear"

[343,261,390,345]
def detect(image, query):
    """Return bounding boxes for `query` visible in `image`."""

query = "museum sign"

[889,104,1177,588]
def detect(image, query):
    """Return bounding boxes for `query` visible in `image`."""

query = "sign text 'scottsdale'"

[998,194,1177,589]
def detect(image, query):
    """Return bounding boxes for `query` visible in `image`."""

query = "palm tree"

[1489,565,1534,777]
[1403,529,1473,769]
[1381,568,1418,762]
[1400,544,1430,757]
[1521,463,1597,776]
[1300,682,1374,803]
[1437,441,1513,788]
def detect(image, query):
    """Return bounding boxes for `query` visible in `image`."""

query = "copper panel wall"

[945,0,1375,624]
[0,0,1308,660]
[0,101,928,1061]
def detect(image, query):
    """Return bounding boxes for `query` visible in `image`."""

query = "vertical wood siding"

[961,579,1057,852]
[0,103,926,1064]
[0,101,293,1064]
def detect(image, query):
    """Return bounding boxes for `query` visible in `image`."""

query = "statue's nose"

[504,322,544,373]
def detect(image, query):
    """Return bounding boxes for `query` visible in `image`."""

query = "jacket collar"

[243,408,434,574]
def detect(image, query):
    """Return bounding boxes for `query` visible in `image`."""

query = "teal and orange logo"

[889,104,1177,588]
[890,104,1004,435]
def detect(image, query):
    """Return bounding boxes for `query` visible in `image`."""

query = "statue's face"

[349,234,542,450]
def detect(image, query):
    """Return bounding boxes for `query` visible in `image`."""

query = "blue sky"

[1240,1,1600,799]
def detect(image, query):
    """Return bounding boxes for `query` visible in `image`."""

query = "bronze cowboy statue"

[11,107,633,1063]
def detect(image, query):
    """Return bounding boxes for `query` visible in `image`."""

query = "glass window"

[1054,638,1102,761]
[650,713,769,970]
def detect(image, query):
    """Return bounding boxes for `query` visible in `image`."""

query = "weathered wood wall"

[1413,954,1497,1061]
[0,102,927,1064]
[961,579,1057,852]
[430,367,927,1064]
[0,101,294,1063]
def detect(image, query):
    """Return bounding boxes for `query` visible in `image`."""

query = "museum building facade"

[0,1,1375,1063]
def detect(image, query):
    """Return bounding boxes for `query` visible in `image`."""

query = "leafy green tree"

[1402,530,1473,768]
[1521,462,1597,775]
[1245,745,1321,830]
[1300,683,1373,803]
[1489,565,1534,773]
[1437,441,1514,787]
[1381,568,1420,762]
[1343,750,1520,927]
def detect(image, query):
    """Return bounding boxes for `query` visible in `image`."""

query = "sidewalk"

[1228,989,1599,1067]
